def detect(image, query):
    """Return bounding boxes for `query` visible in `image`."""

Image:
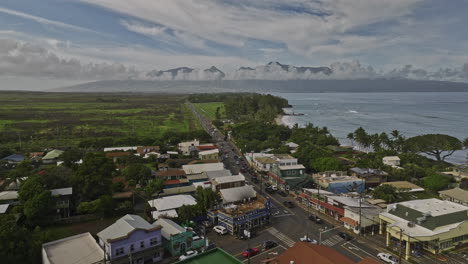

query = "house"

[157,170,188,189]
[195,144,218,151]
[182,162,224,175]
[313,172,365,194]
[208,186,271,235]
[324,195,373,220]
[177,248,242,264]
[439,188,468,206]
[381,181,424,192]
[158,163,168,171]
[253,156,277,171]
[42,150,64,164]
[105,152,132,162]
[285,142,299,153]
[178,139,200,156]
[104,146,139,152]
[268,242,379,264]
[198,149,219,160]
[0,190,19,204]
[97,214,163,264]
[153,218,205,256]
[42,232,104,264]
[273,154,298,166]
[211,174,246,192]
[160,185,197,197]
[51,187,73,219]
[137,146,160,155]
[29,152,45,159]
[1,154,25,164]
[0,204,10,214]
[383,156,401,167]
[379,199,468,260]
[349,167,388,187]
[147,194,197,220]
[342,205,383,234]
[442,165,468,181]
[205,169,232,180]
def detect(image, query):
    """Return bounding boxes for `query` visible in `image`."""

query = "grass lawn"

[0,91,200,150]
[192,102,225,120]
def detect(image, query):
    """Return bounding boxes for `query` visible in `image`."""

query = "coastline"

[275,113,284,126]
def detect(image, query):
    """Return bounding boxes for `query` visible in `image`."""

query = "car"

[271,185,278,191]
[213,225,228,235]
[242,248,259,258]
[265,187,275,194]
[262,240,278,250]
[338,232,353,241]
[192,235,203,241]
[377,253,399,264]
[299,236,317,244]
[283,201,294,208]
[179,250,198,260]
[201,220,213,228]
[308,215,322,224]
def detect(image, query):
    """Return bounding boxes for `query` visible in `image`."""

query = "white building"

[178,139,200,155]
[182,162,224,175]
[148,194,197,220]
[343,205,383,234]
[211,174,246,192]
[42,232,104,264]
[383,156,401,167]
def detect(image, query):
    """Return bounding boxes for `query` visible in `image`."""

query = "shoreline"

[275,113,284,126]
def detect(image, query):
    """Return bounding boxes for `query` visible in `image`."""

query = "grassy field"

[192,102,226,120]
[0,91,200,150]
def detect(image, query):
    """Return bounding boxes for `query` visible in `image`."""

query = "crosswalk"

[267,227,296,248]
[321,235,344,247]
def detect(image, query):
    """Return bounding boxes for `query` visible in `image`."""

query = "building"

[0,204,10,214]
[148,194,197,220]
[381,181,424,192]
[136,146,160,155]
[42,232,104,264]
[253,156,277,171]
[153,218,205,256]
[42,150,64,164]
[0,154,25,164]
[205,169,232,180]
[51,187,73,219]
[313,172,364,194]
[442,165,468,181]
[157,170,188,188]
[97,214,163,264]
[104,146,139,152]
[439,188,468,206]
[284,142,299,153]
[176,248,242,264]
[383,156,401,167]
[198,149,219,160]
[208,185,271,234]
[178,140,200,156]
[211,174,245,192]
[342,205,383,234]
[268,162,307,190]
[268,242,379,264]
[182,163,224,175]
[0,190,19,204]
[349,167,388,187]
[379,199,468,260]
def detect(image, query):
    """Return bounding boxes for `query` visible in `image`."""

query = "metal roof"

[97,214,155,242]
[439,188,468,204]
[50,187,73,196]
[42,150,64,160]
[212,174,245,184]
[0,204,10,214]
[1,154,25,162]
[42,232,103,264]
[153,218,186,240]
[220,185,256,204]
[182,163,224,174]
[0,191,18,200]
[147,194,196,211]
[206,169,232,180]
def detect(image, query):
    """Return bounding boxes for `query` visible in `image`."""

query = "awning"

[340,217,358,227]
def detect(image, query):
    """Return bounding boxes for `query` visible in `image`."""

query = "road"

[186,102,464,264]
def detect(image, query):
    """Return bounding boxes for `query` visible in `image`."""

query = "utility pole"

[306,197,310,240]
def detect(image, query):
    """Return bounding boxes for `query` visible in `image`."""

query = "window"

[153,252,161,259]
[115,247,124,256]
[130,244,135,251]
[140,241,145,248]
[150,237,159,246]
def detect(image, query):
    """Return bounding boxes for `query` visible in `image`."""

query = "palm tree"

[347,133,355,147]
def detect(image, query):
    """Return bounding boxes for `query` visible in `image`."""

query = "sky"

[1,0,468,89]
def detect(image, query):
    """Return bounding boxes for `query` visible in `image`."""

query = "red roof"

[196,145,218,151]
[268,172,285,184]
[105,152,131,158]
[36,170,47,175]
[340,217,358,227]
[157,170,186,177]
[164,179,180,185]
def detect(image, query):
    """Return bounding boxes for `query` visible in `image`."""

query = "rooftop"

[381,181,424,192]
[148,194,197,211]
[199,149,219,155]
[157,170,186,177]
[105,151,131,158]
[327,196,373,207]
[212,174,245,184]
[153,218,186,240]
[182,163,224,174]
[439,187,468,204]
[219,195,266,216]
[1,154,25,162]
[161,185,196,196]
[389,198,467,217]
[42,149,64,160]
[314,174,363,183]
[42,232,104,264]
[50,187,73,196]
[0,191,19,200]
[383,156,400,161]
[273,154,295,160]
[104,146,139,152]
[97,214,158,242]
[206,169,232,180]
[0,204,10,214]
[279,164,305,170]
[220,185,256,204]
[254,156,278,164]
[350,167,388,176]
[176,248,242,264]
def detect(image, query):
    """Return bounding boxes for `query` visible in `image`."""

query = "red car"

[242,248,259,258]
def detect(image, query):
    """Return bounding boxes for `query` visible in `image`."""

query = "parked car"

[299,236,317,244]
[262,240,278,250]
[377,253,399,264]
[213,225,228,235]
[338,232,353,241]
[265,187,275,194]
[271,185,278,191]
[192,235,203,241]
[308,215,322,224]
[283,201,294,208]
[242,248,259,258]
[179,250,198,261]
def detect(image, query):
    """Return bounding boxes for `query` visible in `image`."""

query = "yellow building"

[379,198,468,260]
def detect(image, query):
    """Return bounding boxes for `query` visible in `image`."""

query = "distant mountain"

[265,61,332,75]
[53,79,468,93]
[204,66,225,79]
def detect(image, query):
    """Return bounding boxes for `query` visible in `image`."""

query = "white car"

[179,250,198,261]
[213,225,228,235]
[377,253,399,264]
[299,236,317,244]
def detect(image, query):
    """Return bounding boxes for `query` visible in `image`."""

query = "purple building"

[98,214,163,264]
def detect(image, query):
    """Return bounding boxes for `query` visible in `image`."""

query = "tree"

[311,157,344,172]
[18,175,53,226]
[405,134,462,161]
[59,148,83,168]
[177,204,201,223]
[112,181,125,192]
[195,186,221,213]
[0,214,31,263]
[423,174,452,192]
[42,166,72,189]
[122,163,152,185]
[144,178,164,198]
[72,152,115,201]
[372,184,399,203]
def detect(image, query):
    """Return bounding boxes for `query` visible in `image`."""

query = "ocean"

[276,92,468,164]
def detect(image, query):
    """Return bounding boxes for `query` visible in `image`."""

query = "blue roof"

[1,154,25,162]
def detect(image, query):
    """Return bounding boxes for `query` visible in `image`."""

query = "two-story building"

[211,174,245,192]
[148,194,197,220]
[382,156,401,167]
[97,214,163,264]
[269,163,307,190]
[349,168,388,188]
[198,149,219,160]
[178,140,200,156]
[313,172,364,194]
[51,187,73,219]
[157,170,189,189]
[153,218,205,256]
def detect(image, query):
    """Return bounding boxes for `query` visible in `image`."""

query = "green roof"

[389,204,468,230]
[176,248,242,264]
[42,149,64,160]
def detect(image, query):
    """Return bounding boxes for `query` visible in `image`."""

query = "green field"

[192,102,226,120]
[0,91,200,150]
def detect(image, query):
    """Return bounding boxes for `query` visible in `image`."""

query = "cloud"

[0,7,97,33]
